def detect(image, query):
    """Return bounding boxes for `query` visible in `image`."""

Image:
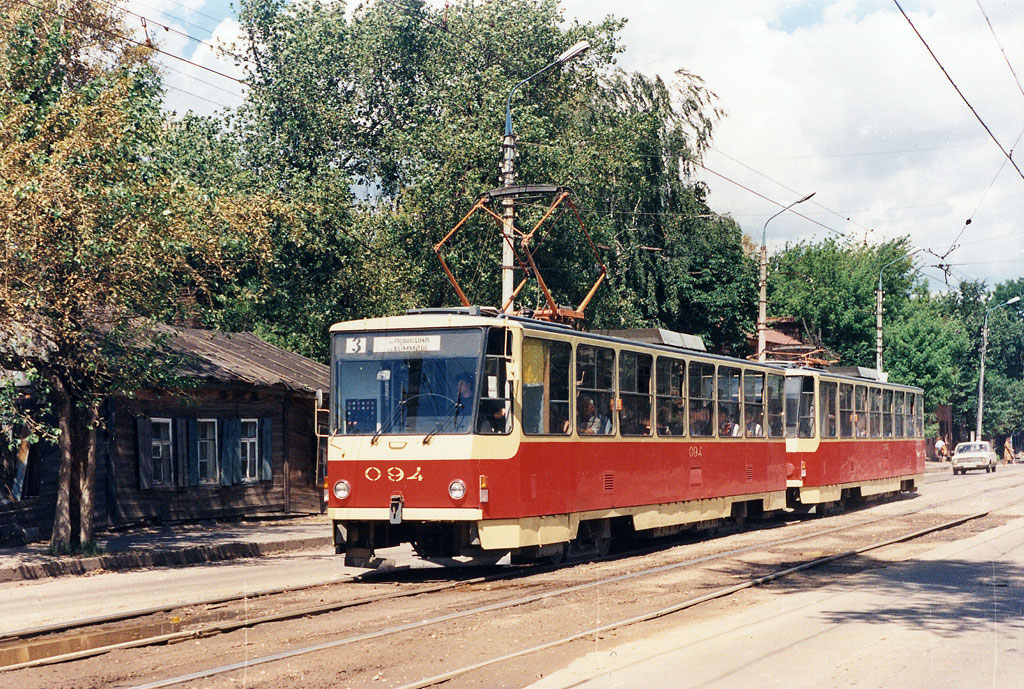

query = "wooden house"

[0,328,329,544]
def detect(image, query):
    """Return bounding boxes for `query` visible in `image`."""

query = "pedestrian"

[934,437,947,461]
[1005,436,1014,465]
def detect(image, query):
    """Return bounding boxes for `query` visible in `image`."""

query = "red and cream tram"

[324,307,925,566]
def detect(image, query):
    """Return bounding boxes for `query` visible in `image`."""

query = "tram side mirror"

[316,388,324,410]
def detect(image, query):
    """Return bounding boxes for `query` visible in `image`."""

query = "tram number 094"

[364,466,424,482]
[687,445,703,458]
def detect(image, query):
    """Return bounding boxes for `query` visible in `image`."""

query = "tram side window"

[744,372,765,438]
[855,385,869,438]
[688,361,715,437]
[576,345,615,435]
[656,357,685,436]
[904,393,916,438]
[619,351,652,436]
[717,366,742,437]
[785,376,815,438]
[916,393,924,437]
[869,388,882,438]
[882,389,894,438]
[766,374,785,438]
[839,383,854,438]
[522,338,571,435]
[894,391,905,437]
[820,381,838,438]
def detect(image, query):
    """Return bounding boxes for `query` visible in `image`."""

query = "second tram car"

[324,308,925,566]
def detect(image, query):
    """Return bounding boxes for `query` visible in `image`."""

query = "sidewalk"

[0,514,333,584]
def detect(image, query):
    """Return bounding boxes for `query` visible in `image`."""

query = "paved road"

[529,488,1024,688]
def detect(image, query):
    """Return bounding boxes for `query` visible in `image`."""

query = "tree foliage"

[212,0,753,356]
[0,0,276,549]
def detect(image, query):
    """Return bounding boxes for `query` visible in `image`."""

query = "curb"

[0,535,332,584]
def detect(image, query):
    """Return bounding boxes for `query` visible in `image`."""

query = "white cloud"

[113,0,1024,291]
[118,0,248,116]
[563,0,1024,291]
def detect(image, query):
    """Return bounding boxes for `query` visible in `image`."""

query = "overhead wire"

[9,0,248,86]
[892,0,1024,182]
[94,0,249,64]
[975,0,1024,100]
[708,145,871,237]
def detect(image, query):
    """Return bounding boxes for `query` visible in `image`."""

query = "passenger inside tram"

[578,395,612,435]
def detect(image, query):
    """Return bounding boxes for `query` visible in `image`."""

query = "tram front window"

[332,329,485,436]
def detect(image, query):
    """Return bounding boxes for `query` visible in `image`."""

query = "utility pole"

[976,295,1020,439]
[757,192,814,361]
[500,129,516,312]
[499,40,589,312]
[875,249,920,374]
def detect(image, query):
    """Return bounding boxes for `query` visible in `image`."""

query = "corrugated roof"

[162,327,329,394]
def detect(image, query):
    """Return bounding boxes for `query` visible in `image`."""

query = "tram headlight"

[332,480,351,500]
[448,479,467,501]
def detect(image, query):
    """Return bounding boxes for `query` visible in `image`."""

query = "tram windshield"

[331,329,485,436]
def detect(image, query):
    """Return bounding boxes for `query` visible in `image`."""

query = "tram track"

[0,467,995,650]
[1,471,1016,675]
[3,471,1018,687]
[116,493,1015,689]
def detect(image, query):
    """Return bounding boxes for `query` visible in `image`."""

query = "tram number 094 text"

[364,466,424,482]
[687,445,703,458]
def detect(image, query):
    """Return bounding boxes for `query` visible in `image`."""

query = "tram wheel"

[547,543,566,566]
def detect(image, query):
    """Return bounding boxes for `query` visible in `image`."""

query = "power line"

[940,124,1024,259]
[708,145,873,236]
[694,162,845,238]
[892,0,1024,182]
[123,0,222,36]
[11,0,248,86]
[95,0,248,64]
[975,0,1024,100]
[704,139,988,161]
[148,0,227,30]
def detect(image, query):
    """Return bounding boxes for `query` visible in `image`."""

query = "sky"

[125,0,1024,295]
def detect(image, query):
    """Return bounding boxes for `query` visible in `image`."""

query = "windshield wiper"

[371,399,408,445]
[423,401,465,445]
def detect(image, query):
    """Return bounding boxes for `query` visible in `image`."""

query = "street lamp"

[757,192,815,361]
[499,40,590,310]
[875,248,921,373]
[976,295,1021,439]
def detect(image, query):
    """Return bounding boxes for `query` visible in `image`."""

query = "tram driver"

[456,374,507,434]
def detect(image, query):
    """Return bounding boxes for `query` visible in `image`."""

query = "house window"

[150,418,173,486]
[197,419,218,482]
[240,418,259,481]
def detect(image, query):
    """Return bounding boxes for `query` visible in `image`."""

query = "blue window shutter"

[260,417,273,481]
[137,417,152,490]
[231,418,244,485]
[221,418,240,486]
[187,418,199,487]
[174,419,188,488]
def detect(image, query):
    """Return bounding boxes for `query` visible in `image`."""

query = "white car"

[951,441,998,475]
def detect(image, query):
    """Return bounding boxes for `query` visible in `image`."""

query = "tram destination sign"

[336,329,481,358]
[372,335,441,353]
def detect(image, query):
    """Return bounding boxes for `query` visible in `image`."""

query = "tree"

[0,0,275,549]
[225,0,750,354]
[767,237,920,365]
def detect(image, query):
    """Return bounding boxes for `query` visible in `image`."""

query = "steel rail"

[393,508,1001,689]
[112,481,1020,689]
[4,470,1013,674]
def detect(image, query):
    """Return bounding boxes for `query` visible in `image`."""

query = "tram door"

[784,372,819,455]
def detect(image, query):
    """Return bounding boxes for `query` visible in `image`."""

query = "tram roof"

[328,308,922,392]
